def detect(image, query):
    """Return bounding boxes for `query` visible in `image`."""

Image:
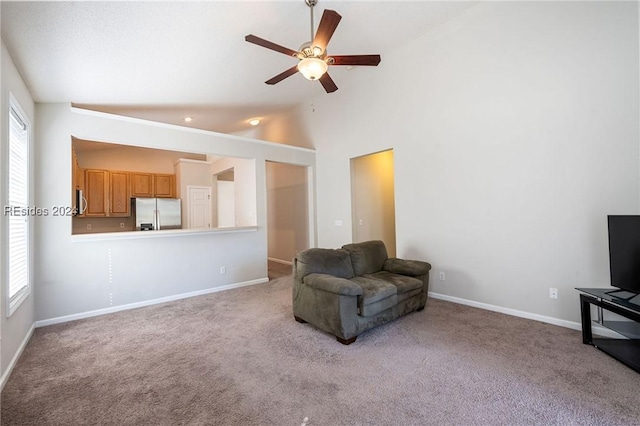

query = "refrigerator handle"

[156,209,161,230]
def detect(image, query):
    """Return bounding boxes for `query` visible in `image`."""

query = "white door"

[217,181,235,227]
[188,186,211,229]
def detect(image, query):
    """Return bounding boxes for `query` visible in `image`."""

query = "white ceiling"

[1,1,477,134]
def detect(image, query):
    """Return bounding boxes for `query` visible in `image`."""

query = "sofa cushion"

[397,288,422,304]
[360,294,398,317]
[304,273,363,296]
[364,271,423,294]
[296,248,355,279]
[351,276,397,316]
[342,240,388,276]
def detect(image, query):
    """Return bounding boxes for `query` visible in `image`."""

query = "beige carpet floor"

[2,273,640,425]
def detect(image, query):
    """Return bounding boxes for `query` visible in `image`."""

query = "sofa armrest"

[303,273,363,296]
[383,258,431,276]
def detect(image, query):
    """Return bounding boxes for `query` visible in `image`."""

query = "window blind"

[8,103,29,305]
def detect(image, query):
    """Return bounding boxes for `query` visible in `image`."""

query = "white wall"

[175,160,213,197]
[295,2,639,325]
[210,157,257,227]
[34,105,315,322]
[258,107,314,149]
[217,181,236,227]
[1,41,36,384]
[232,106,313,149]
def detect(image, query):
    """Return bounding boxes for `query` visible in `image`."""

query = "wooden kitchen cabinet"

[130,172,154,197]
[153,174,175,198]
[84,169,109,217]
[130,172,175,198]
[109,171,130,216]
[79,169,131,218]
[77,167,174,219]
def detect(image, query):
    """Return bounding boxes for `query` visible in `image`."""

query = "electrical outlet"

[220,266,226,275]
[549,288,558,299]
[120,222,125,228]
[86,224,92,230]
[439,271,446,281]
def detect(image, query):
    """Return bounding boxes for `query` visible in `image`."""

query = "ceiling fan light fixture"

[245,1,380,93]
[297,57,328,81]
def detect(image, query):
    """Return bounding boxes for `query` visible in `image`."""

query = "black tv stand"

[604,289,640,302]
[576,288,640,373]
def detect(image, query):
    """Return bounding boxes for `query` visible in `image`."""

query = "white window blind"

[8,101,30,310]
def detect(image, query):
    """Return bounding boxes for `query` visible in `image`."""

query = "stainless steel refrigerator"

[133,198,181,231]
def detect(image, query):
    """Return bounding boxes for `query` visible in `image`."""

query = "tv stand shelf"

[576,288,640,373]
[601,320,640,340]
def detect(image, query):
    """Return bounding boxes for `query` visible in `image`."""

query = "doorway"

[266,161,311,267]
[215,168,235,228]
[350,149,396,257]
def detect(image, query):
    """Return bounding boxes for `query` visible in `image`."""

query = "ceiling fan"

[244,0,381,93]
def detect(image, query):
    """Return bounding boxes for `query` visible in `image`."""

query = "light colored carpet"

[267,260,292,280]
[2,274,640,425]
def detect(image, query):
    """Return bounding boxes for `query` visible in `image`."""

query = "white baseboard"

[428,291,621,339]
[268,257,292,266]
[35,277,269,328]
[1,323,35,392]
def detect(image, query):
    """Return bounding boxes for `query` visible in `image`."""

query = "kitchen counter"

[71,226,257,242]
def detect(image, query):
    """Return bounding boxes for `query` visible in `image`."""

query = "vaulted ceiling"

[1,1,477,134]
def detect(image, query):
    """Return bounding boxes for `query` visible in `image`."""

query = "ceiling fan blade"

[312,10,342,52]
[245,34,298,57]
[319,73,338,93]
[328,55,381,66]
[265,66,299,85]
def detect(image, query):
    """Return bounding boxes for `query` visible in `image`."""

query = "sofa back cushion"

[296,248,355,279]
[342,240,388,276]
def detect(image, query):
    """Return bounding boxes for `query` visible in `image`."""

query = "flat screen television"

[608,215,640,298]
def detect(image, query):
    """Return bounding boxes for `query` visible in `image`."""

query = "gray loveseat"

[292,240,431,344]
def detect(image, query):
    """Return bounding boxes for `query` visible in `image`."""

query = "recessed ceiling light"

[249,119,260,126]
[184,117,193,122]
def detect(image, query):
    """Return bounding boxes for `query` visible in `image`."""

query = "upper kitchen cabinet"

[83,169,131,217]
[130,172,176,198]
[84,169,109,217]
[130,172,154,197]
[109,171,130,216]
[154,174,175,198]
